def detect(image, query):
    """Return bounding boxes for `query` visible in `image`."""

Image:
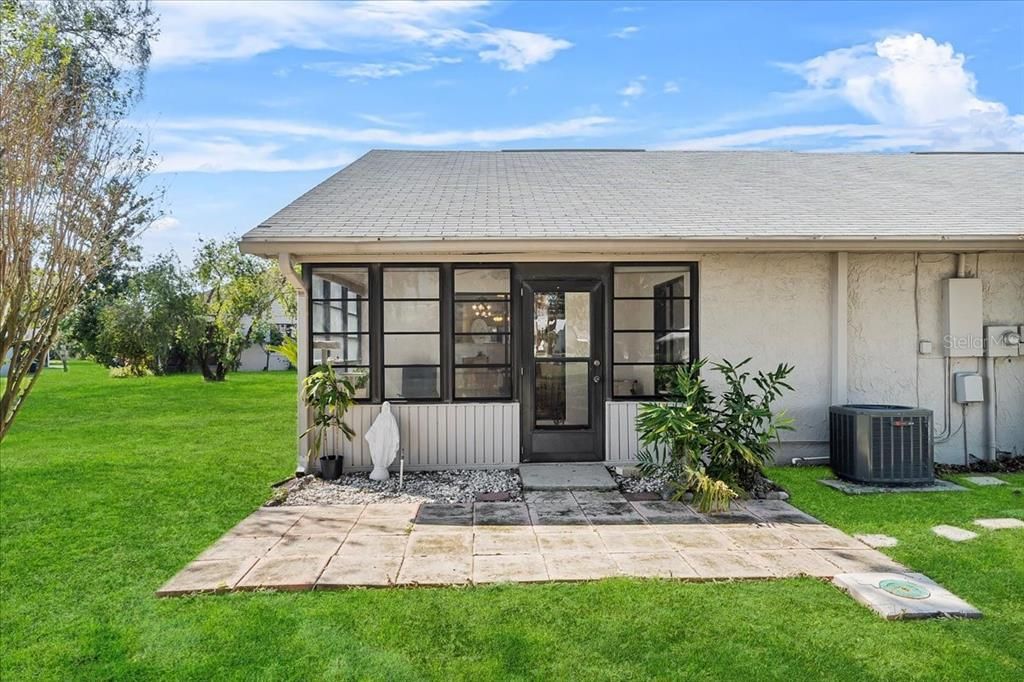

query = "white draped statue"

[365,401,400,481]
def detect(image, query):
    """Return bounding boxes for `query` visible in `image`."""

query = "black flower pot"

[319,454,344,480]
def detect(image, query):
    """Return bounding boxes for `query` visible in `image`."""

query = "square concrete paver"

[474,502,531,526]
[597,528,674,553]
[397,554,472,585]
[227,509,303,537]
[407,531,473,556]
[519,463,617,490]
[833,572,982,620]
[543,553,620,581]
[855,534,900,548]
[338,533,410,557]
[415,503,474,528]
[785,525,866,550]
[657,526,735,551]
[718,525,802,550]
[157,557,259,596]
[740,500,821,525]
[611,552,698,578]
[536,530,606,554]
[973,517,1024,530]
[197,535,281,561]
[631,500,703,524]
[316,554,403,588]
[474,528,539,555]
[748,549,839,577]
[474,554,549,583]
[684,551,776,579]
[236,555,330,591]
[266,535,345,558]
[815,548,905,573]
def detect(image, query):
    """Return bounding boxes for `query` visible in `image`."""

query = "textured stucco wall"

[699,253,833,461]
[699,251,1023,464]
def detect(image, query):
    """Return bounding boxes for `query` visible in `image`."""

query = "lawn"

[2,362,1022,681]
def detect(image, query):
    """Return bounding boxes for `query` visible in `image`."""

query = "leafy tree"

[181,238,291,381]
[0,0,158,439]
[61,246,141,363]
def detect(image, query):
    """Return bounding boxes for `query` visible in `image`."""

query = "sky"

[136,0,1024,259]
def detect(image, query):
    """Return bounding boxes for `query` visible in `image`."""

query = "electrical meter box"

[943,279,983,357]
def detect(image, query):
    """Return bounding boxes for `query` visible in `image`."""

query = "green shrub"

[636,358,795,512]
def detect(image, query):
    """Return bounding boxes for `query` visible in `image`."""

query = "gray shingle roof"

[241,150,1023,244]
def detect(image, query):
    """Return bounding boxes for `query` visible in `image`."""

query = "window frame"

[381,265,444,402]
[451,265,514,402]
[309,266,372,398]
[608,262,699,401]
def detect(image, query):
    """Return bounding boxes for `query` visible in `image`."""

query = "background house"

[237,300,295,372]
[239,150,1024,473]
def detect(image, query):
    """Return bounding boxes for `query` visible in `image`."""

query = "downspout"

[984,355,997,462]
[797,252,850,467]
[279,253,310,475]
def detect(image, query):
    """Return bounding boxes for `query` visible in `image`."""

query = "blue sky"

[137,1,1024,259]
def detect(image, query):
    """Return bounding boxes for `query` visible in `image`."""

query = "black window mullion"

[370,264,383,403]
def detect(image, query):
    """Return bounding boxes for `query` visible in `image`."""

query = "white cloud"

[149,215,181,232]
[663,80,680,94]
[666,33,1024,151]
[148,116,617,173]
[152,1,569,72]
[304,61,433,80]
[618,77,646,101]
[611,26,640,39]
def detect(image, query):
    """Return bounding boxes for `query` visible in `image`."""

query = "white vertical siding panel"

[605,401,646,463]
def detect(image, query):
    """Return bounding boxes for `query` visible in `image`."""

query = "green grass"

[2,362,1022,681]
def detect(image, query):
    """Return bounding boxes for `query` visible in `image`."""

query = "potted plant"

[301,365,365,480]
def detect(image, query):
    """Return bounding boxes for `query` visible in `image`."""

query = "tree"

[61,246,141,364]
[93,255,197,375]
[181,238,291,381]
[0,0,158,439]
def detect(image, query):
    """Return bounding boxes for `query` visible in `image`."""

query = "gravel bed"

[274,469,523,505]
[936,455,1024,475]
[608,466,789,500]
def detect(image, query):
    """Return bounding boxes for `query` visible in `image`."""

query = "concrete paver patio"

[158,492,917,595]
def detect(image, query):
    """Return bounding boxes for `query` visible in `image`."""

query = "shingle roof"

[241,150,1023,244]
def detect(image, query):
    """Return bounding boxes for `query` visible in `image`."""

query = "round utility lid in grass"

[878,578,931,600]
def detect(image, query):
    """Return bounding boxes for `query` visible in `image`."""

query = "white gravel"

[609,466,668,494]
[276,469,523,505]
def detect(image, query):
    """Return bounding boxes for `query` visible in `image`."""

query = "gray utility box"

[829,405,934,486]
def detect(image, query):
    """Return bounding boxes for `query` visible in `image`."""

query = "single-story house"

[239,150,1023,474]
[237,300,296,372]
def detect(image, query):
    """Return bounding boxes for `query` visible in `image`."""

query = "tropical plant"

[636,358,795,512]
[300,365,367,471]
[266,335,297,368]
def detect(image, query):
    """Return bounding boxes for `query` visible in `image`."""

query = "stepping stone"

[316,554,403,588]
[473,554,548,583]
[932,525,978,542]
[855,534,899,548]
[833,572,982,620]
[611,552,698,578]
[474,528,539,555]
[156,557,259,596]
[963,476,1006,486]
[519,463,617,490]
[236,555,330,591]
[973,518,1024,530]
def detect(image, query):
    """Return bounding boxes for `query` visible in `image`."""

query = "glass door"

[521,279,604,462]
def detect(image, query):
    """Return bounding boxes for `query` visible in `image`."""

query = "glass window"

[454,268,511,399]
[310,267,370,399]
[383,267,440,400]
[612,265,693,398]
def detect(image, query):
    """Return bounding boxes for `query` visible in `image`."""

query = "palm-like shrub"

[636,358,795,512]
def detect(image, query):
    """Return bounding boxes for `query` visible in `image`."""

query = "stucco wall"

[699,253,833,461]
[697,251,1023,464]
